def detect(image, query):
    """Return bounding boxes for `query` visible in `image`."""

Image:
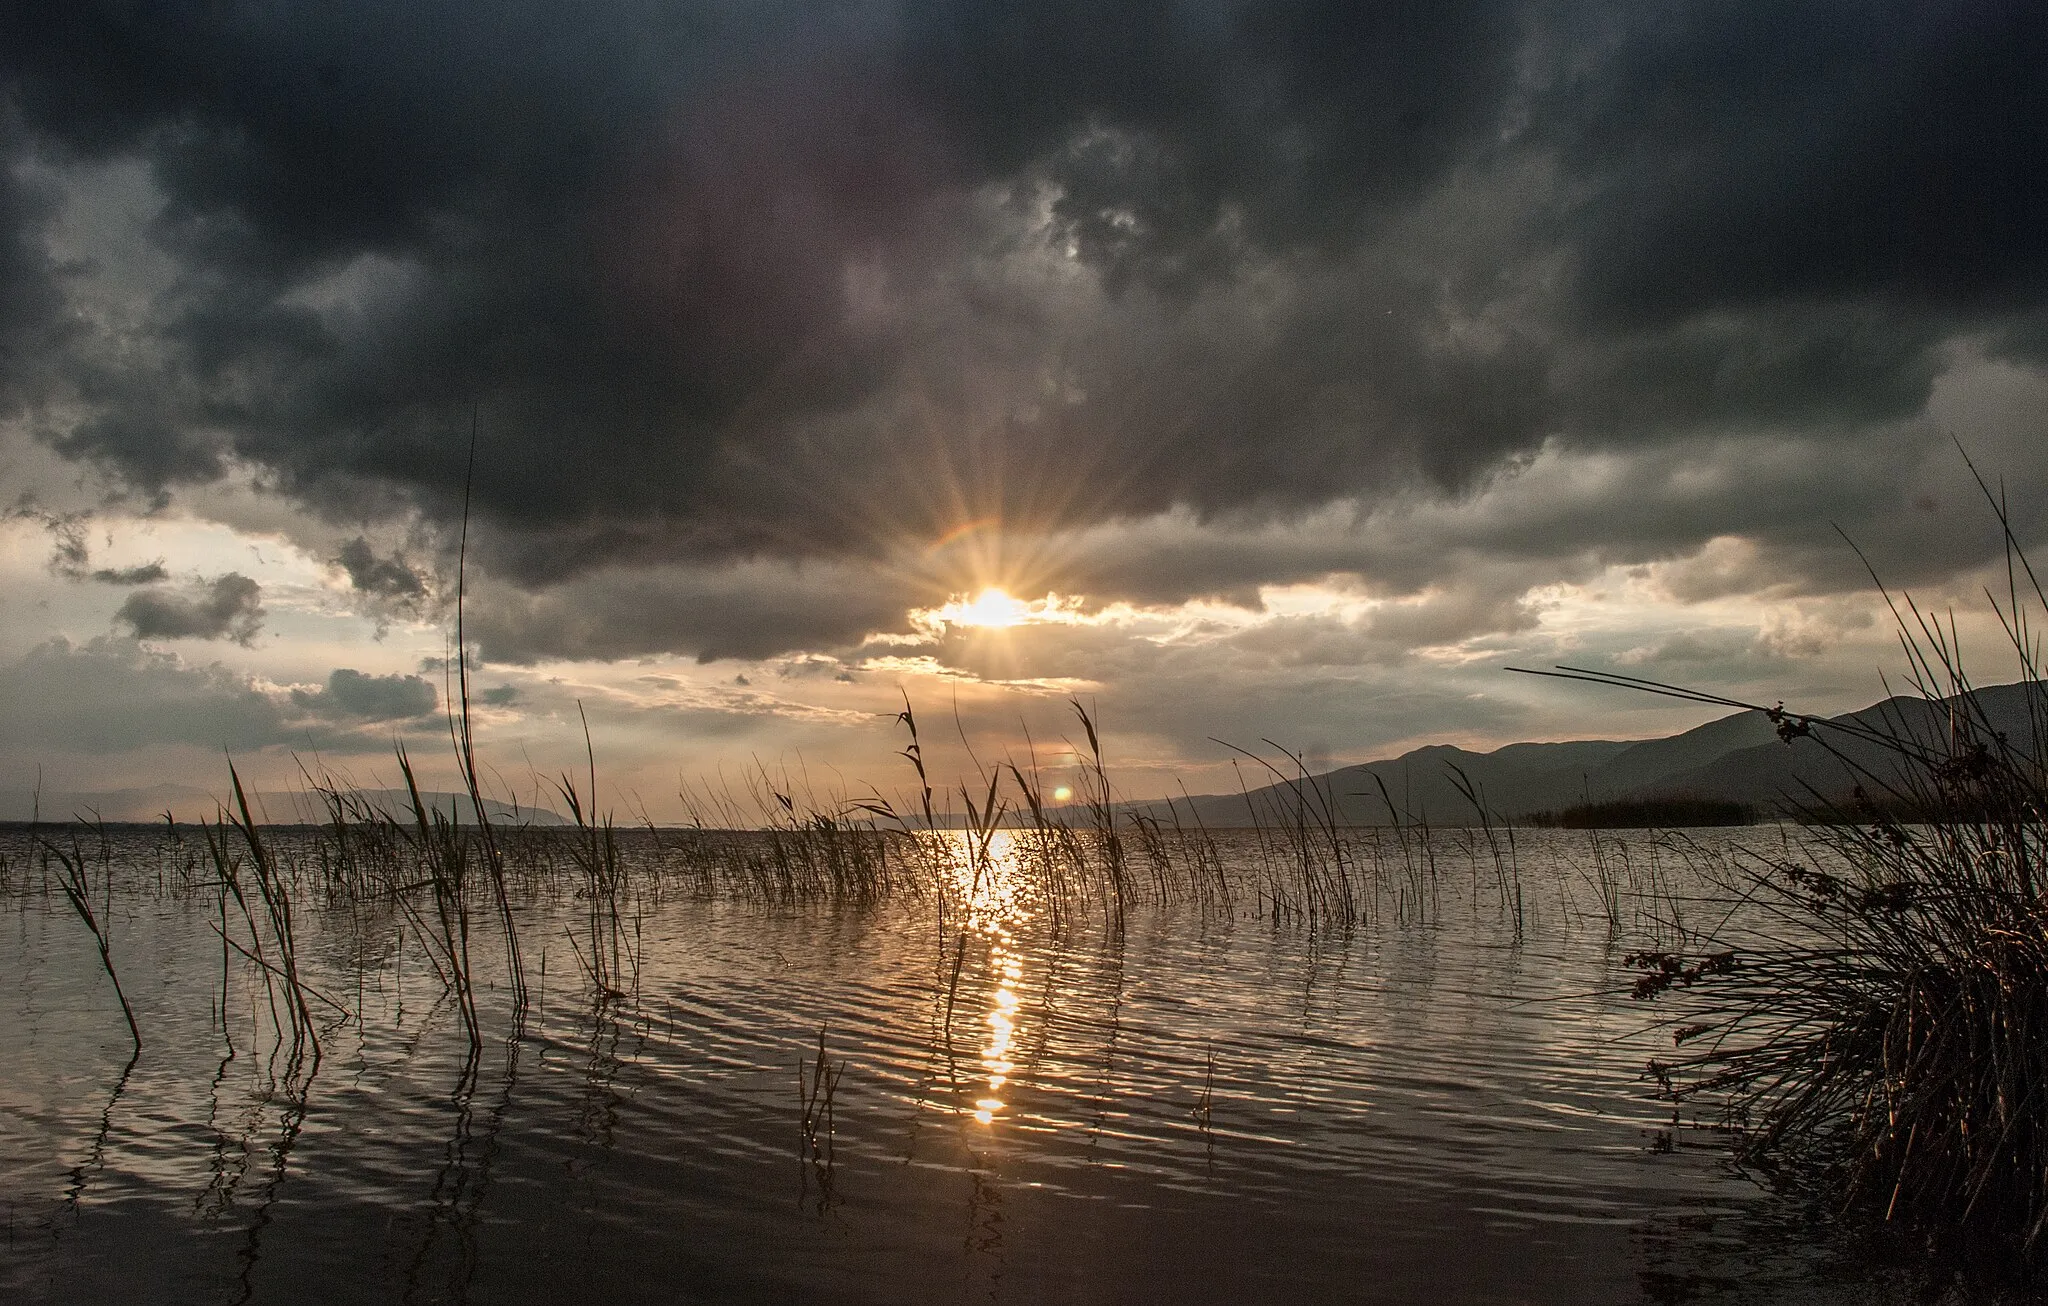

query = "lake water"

[0,823,2014,1303]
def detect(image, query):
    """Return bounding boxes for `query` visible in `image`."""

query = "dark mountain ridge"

[1139,680,2045,828]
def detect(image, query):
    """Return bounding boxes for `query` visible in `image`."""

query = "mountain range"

[8,681,2041,829]
[1141,679,2046,827]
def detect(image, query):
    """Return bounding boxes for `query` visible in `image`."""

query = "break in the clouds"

[1,3,2046,804]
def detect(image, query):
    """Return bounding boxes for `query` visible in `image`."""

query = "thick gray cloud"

[0,636,285,753]
[1,2,2045,658]
[291,668,437,720]
[114,572,264,644]
[468,559,922,663]
[0,639,454,759]
[1539,2,2048,328]
[0,122,68,416]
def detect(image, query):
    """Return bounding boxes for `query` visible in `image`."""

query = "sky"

[2,2,2047,820]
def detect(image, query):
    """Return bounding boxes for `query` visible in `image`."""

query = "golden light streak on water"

[941,829,1034,1127]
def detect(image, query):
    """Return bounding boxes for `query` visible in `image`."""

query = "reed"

[41,825,142,1054]
[1003,749,1073,928]
[393,744,482,1050]
[1549,464,2048,1253]
[1215,738,1361,926]
[1446,763,1522,935]
[449,441,528,1018]
[1071,701,1131,931]
[554,744,630,999]
[1169,782,1233,912]
[1581,830,1627,938]
[798,1024,846,1170]
[197,766,340,1074]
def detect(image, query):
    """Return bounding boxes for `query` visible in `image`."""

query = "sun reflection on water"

[943,829,1034,1126]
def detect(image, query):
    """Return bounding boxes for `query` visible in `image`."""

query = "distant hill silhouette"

[1134,680,2044,827]
[1637,681,2045,810]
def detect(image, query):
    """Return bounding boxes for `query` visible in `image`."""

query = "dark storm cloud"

[0,121,68,411]
[902,0,1521,281]
[1540,1,2048,327]
[335,537,428,601]
[1048,432,1919,601]
[291,668,437,720]
[3,1,2047,654]
[114,572,264,644]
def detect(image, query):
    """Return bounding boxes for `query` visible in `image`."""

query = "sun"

[911,587,1087,635]
[948,588,1031,629]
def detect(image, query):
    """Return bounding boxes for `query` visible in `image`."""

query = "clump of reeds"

[1070,702,1132,929]
[1548,466,2048,1255]
[388,745,485,1049]
[1624,754,2048,1250]
[1217,738,1362,926]
[447,449,528,1023]
[204,763,333,1072]
[1446,762,1522,935]
[677,752,907,905]
[553,707,636,999]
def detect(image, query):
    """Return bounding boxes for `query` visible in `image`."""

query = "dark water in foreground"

[0,825,2015,1303]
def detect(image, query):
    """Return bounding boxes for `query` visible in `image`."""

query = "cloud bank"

[0,1,2043,667]
[0,639,448,759]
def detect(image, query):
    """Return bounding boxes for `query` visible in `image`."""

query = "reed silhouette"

[1525,457,2048,1255]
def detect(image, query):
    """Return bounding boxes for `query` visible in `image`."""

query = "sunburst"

[946,588,1031,628]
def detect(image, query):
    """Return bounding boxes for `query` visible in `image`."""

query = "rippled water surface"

[0,824,1997,1303]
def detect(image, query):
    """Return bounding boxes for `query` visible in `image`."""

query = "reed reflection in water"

[0,824,1996,1304]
